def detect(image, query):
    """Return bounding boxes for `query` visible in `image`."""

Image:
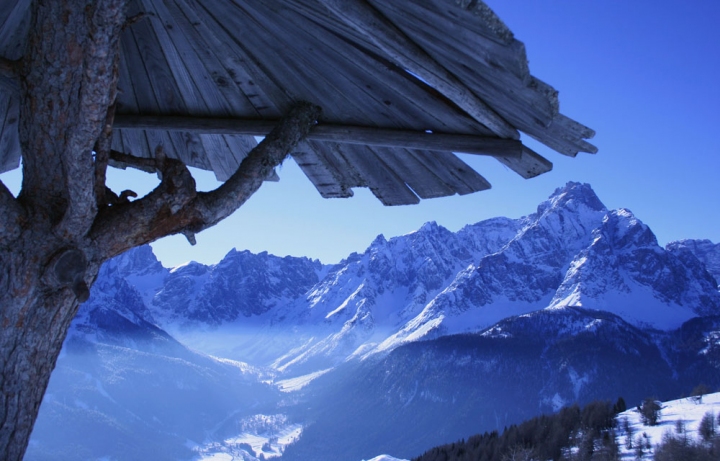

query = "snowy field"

[616,392,720,459]
[192,414,302,461]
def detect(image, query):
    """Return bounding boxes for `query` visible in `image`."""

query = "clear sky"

[2,1,718,267]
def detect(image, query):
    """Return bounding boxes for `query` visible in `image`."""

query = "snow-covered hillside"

[616,392,720,460]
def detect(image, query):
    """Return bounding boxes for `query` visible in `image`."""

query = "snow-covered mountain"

[81,182,720,377]
[29,181,720,461]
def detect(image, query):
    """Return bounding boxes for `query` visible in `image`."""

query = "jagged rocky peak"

[369,233,387,247]
[512,182,609,260]
[598,208,658,248]
[169,260,209,277]
[536,181,607,216]
[549,208,720,328]
[151,247,328,325]
[667,239,720,287]
[417,220,441,233]
[103,244,168,279]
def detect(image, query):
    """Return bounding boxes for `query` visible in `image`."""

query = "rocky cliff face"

[666,238,720,289]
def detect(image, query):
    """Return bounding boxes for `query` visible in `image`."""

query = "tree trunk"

[0,242,100,461]
[0,1,320,459]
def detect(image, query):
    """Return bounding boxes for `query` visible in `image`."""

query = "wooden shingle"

[0,0,595,204]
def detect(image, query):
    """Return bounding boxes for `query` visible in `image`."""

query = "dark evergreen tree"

[639,398,661,426]
[698,411,716,442]
[613,397,627,414]
[690,384,711,404]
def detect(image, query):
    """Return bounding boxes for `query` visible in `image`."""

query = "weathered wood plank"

[0,0,30,60]
[116,12,153,161]
[411,149,491,195]
[306,140,367,189]
[180,0,286,119]
[281,0,508,139]
[315,0,518,139]
[370,0,597,155]
[374,147,456,199]
[157,0,260,117]
[125,5,220,170]
[371,0,529,81]
[216,134,258,181]
[494,145,553,179]
[110,126,124,155]
[122,1,207,171]
[310,125,521,157]
[0,93,20,173]
[436,0,514,44]
[291,147,353,198]
[199,134,237,181]
[267,1,485,134]
[524,113,598,157]
[209,2,378,124]
[126,6,186,115]
[335,143,420,206]
[113,115,522,157]
[373,1,556,119]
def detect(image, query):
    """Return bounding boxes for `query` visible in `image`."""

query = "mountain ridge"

[95,182,720,376]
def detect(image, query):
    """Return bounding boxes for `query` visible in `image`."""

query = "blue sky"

[2,1,718,267]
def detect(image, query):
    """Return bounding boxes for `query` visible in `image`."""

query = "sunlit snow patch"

[275,368,333,392]
[362,456,409,461]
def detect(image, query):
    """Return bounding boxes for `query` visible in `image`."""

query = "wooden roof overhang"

[0,0,596,206]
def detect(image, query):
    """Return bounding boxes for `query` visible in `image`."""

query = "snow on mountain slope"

[550,209,720,329]
[90,182,720,378]
[261,215,525,373]
[152,249,327,327]
[616,392,720,460]
[364,182,609,353]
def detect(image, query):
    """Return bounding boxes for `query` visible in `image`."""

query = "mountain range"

[27,182,720,461]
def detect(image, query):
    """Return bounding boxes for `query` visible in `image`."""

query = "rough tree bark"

[0,1,321,460]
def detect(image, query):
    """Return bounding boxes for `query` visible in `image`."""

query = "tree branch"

[0,178,25,246]
[90,102,321,259]
[194,102,321,229]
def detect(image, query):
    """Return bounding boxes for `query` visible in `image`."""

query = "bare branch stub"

[90,101,321,259]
